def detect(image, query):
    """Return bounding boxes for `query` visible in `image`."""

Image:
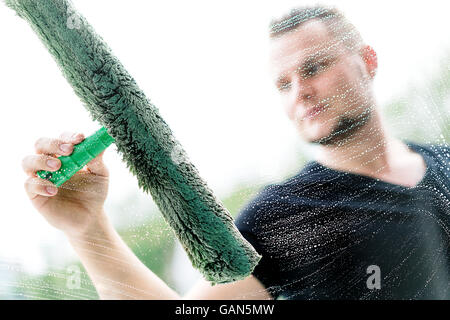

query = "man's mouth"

[304,104,327,120]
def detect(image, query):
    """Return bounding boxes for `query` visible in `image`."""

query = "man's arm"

[22,131,271,300]
[67,209,179,299]
[68,209,272,300]
[184,276,272,300]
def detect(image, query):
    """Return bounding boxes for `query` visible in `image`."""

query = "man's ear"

[360,45,378,79]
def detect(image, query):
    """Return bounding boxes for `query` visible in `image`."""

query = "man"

[21,6,449,299]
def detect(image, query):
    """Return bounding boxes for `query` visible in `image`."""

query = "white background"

[1,0,449,274]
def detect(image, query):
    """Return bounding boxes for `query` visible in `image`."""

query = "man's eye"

[303,61,328,78]
[307,64,320,75]
[277,81,291,91]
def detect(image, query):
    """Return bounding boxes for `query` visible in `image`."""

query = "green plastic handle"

[36,127,115,187]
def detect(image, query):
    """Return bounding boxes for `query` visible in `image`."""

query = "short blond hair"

[269,6,364,53]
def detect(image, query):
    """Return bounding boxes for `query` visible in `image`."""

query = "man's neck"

[316,110,406,177]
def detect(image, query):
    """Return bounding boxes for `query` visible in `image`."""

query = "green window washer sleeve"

[36,127,115,187]
[5,0,261,284]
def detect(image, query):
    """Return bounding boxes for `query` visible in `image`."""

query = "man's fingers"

[59,131,85,143]
[22,155,61,176]
[24,177,58,199]
[34,132,85,156]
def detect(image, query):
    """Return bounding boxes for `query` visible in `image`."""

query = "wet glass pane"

[1,0,449,300]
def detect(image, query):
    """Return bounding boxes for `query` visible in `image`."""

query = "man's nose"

[286,77,314,120]
[292,76,314,103]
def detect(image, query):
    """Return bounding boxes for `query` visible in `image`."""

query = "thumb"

[85,150,108,177]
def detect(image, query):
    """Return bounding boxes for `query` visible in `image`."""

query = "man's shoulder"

[407,141,449,157]
[244,161,329,203]
[234,161,333,229]
[407,141,450,170]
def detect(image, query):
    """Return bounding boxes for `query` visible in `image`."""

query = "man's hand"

[22,131,109,237]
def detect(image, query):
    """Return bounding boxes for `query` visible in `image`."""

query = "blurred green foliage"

[10,215,176,300]
[384,51,450,144]
[8,184,262,300]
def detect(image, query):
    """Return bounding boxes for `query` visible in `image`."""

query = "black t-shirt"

[235,143,450,299]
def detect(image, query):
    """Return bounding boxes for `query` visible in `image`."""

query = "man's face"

[269,19,376,145]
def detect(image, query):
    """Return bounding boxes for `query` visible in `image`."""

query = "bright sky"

[1,0,449,274]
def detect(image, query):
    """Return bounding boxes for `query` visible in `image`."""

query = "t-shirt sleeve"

[234,198,283,299]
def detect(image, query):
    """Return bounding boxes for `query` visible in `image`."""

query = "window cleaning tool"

[36,127,114,186]
[4,0,261,284]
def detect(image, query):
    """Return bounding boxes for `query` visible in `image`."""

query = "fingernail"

[47,159,59,169]
[46,186,57,195]
[60,144,72,153]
